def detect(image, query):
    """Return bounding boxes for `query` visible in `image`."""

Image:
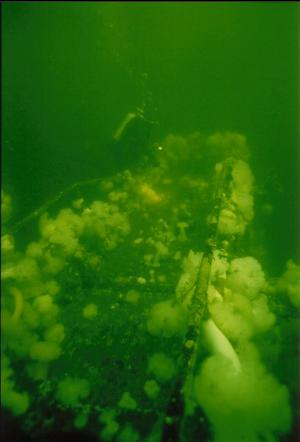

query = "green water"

[3,1,300,271]
[1,3,299,442]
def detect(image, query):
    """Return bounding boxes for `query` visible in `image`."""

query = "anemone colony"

[1,132,299,441]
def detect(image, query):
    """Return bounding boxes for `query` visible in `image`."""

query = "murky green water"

[2,3,299,442]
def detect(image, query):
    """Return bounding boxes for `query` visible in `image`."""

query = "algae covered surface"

[1,3,299,442]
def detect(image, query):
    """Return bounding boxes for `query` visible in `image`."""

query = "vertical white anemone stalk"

[202,318,241,373]
[10,287,24,323]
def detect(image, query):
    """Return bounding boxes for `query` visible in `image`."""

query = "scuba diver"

[109,107,159,172]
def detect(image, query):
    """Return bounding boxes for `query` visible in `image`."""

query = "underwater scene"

[1,2,300,442]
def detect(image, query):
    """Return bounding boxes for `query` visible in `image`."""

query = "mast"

[160,158,234,442]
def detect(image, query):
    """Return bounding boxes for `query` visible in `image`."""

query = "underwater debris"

[1,131,297,442]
